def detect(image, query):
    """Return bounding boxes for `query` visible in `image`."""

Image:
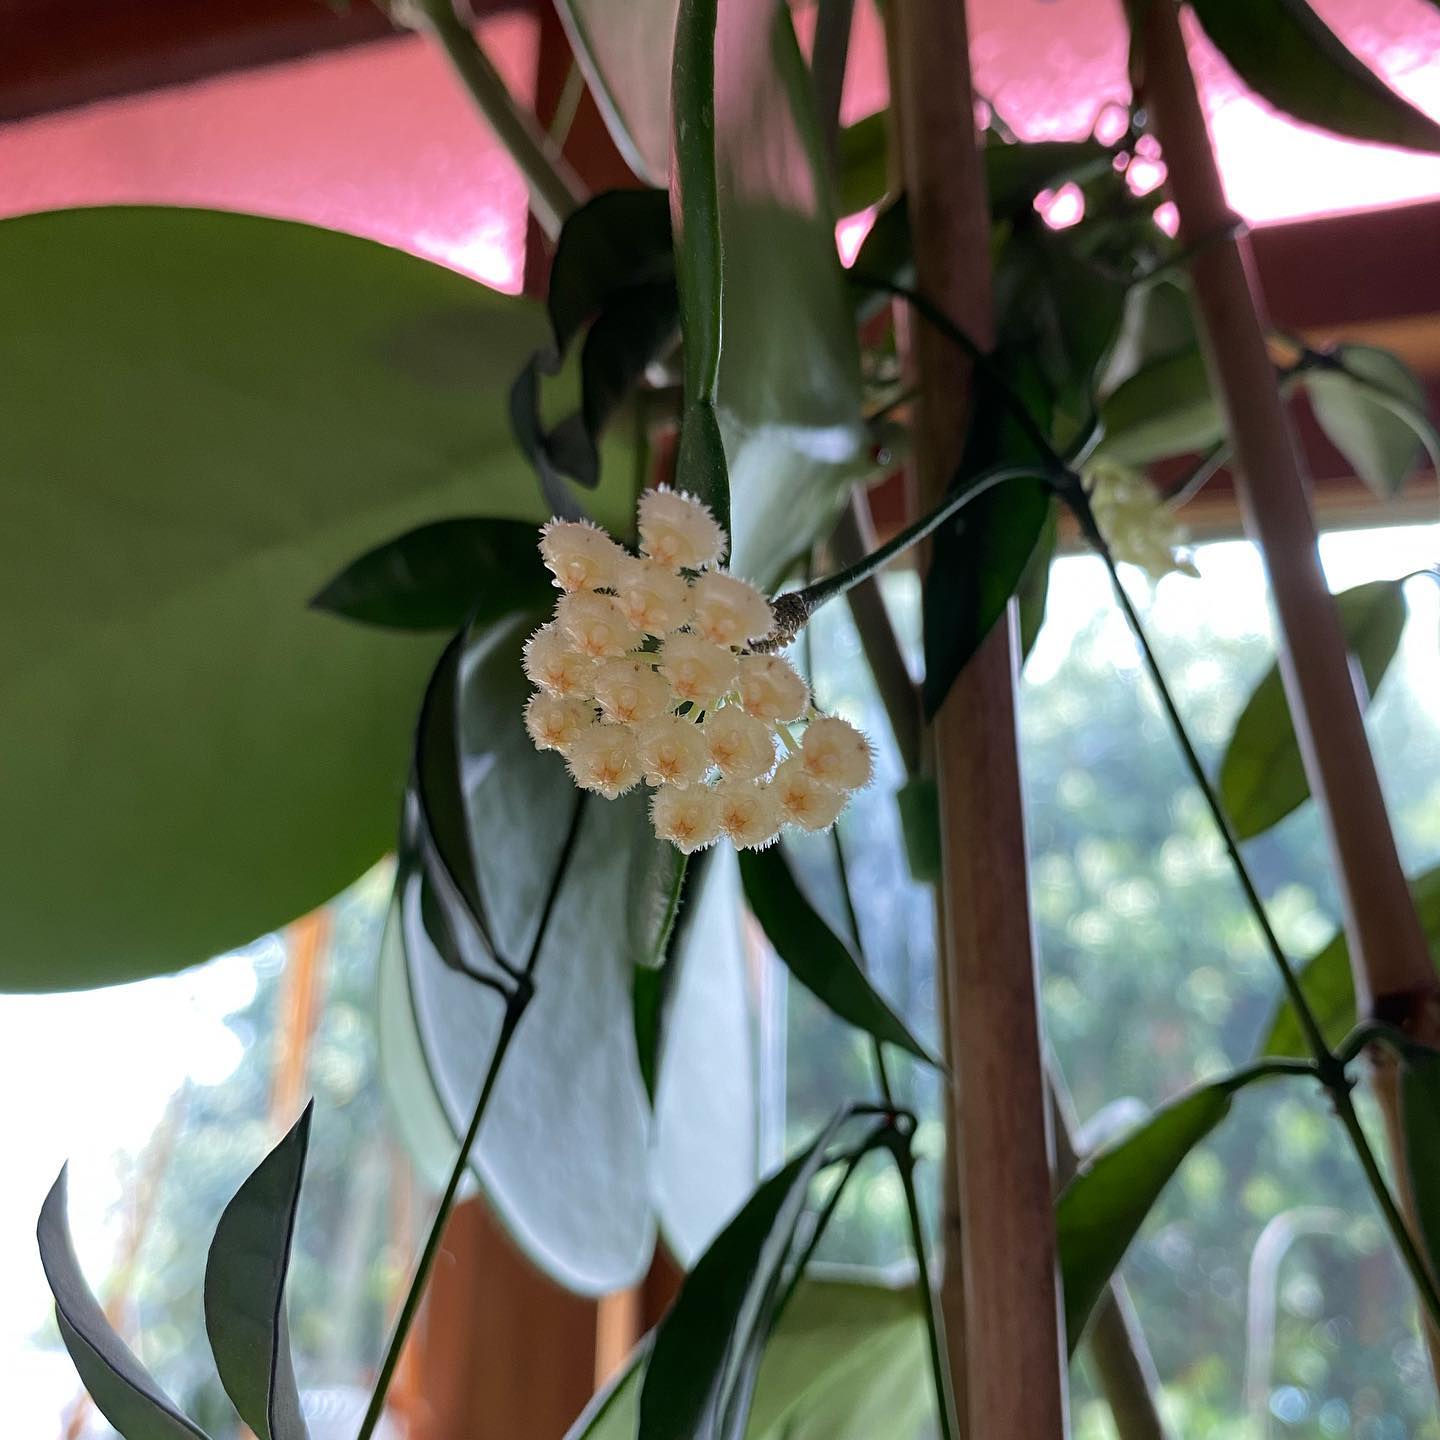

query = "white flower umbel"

[1083,459,1199,580]
[521,488,877,852]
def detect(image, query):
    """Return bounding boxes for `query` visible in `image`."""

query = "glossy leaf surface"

[0,205,626,990]
[565,1278,927,1440]
[1400,1048,1440,1277]
[1304,345,1439,499]
[638,1111,875,1440]
[1186,0,1440,154]
[311,518,551,631]
[1219,579,1407,840]
[203,1106,312,1440]
[1261,864,1440,1058]
[1058,1070,1269,1348]
[38,1169,210,1440]
[740,844,938,1066]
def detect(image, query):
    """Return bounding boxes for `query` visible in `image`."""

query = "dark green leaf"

[1261,864,1440,1057]
[896,776,941,886]
[0,205,630,992]
[740,843,939,1066]
[203,1106,312,1440]
[38,1169,211,1440]
[511,191,677,499]
[1099,276,1200,395]
[310,518,551,631]
[567,1278,927,1440]
[395,613,683,1291]
[1400,1047,1440,1277]
[836,111,889,216]
[1058,1068,1275,1347]
[1186,0,1440,154]
[1220,579,1407,840]
[1016,496,1060,661]
[638,1112,877,1440]
[1097,347,1224,465]
[1304,345,1439,500]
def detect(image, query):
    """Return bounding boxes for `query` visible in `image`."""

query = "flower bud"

[637,486,726,571]
[650,784,722,853]
[737,654,809,723]
[800,715,873,791]
[691,571,775,648]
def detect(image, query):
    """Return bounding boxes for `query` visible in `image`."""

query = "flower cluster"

[523,489,872,853]
[1083,459,1199,580]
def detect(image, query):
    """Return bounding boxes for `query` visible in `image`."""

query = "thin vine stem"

[357,795,587,1440]
[1063,485,1440,1329]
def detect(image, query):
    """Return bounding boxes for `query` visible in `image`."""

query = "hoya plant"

[8,0,1440,1435]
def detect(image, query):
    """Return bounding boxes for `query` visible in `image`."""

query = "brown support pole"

[1137,0,1440,1346]
[892,3,1068,1436]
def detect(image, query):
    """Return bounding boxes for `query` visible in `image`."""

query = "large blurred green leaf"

[203,1107,312,1440]
[565,1277,927,1440]
[1400,1048,1440,1278]
[1186,0,1440,154]
[0,205,629,991]
[1097,347,1224,465]
[1303,345,1440,500]
[1058,1068,1276,1348]
[739,843,939,1066]
[38,1168,211,1440]
[1261,864,1440,1058]
[1219,579,1407,840]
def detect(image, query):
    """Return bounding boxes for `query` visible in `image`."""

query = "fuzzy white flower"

[592,659,672,726]
[650,785,722,853]
[690,571,775,648]
[539,519,628,592]
[1084,459,1199,580]
[713,780,782,850]
[524,694,593,753]
[565,724,641,799]
[635,715,711,787]
[613,556,693,635]
[657,632,739,706]
[556,591,642,660]
[737,654,810,723]
[638,487,726,571]
[800,715,873,792]
[772,755,848,832]
[703,705,777,783]
[522,624,596,698]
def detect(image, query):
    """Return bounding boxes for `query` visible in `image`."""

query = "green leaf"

[396,613,682,1292]
[565,1278,927,1440]
[203,1106,312,1440]
[1261,864,1440,1057]
[1058,1068,1276,1348]
[1016,496,1060,662]
[652,847,760,1266]
[1304,345,1439,499]
[1097,347,1225,465]
[38,1168,211,1440]
[311,518,551,631]
[1186,0,1440,154]
[512,191,677,500]
[1400,1047,1440,1277]
[552,0,677,183]
[836,111,890,216]
[638,1112,881,1440]
[1219,579,1407,840]
[1099,276,1200,396]
[895,776,941,886]
[0,205,626,992]
[739,843,939,1066]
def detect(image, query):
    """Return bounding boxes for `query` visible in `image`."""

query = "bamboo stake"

[1136,0,1440,1348]
[892,3,1067,1434]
